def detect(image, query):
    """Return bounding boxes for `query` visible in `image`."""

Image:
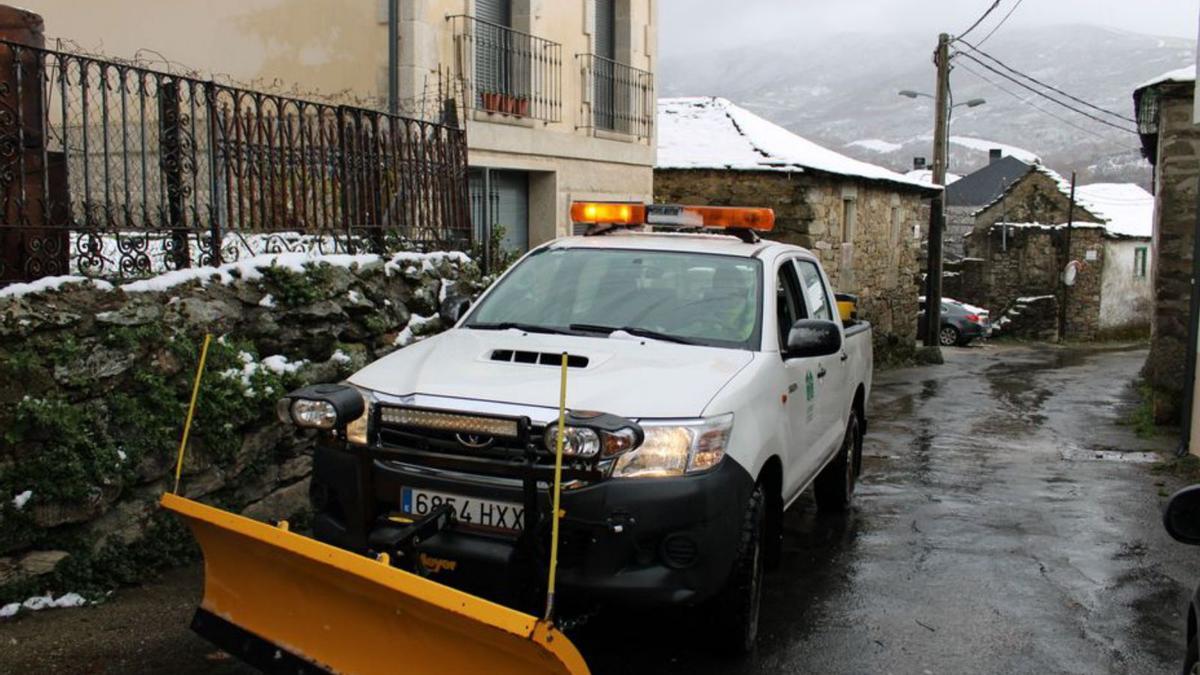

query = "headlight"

[611,414,733,478]
[276,384,367,434]
[544,425,639,458]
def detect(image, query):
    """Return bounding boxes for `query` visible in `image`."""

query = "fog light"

[660,533,699,569]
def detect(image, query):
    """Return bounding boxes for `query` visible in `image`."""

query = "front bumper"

[309,440,754,609]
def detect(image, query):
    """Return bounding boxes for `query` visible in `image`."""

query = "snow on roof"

[1136,64,1196,92]
[969,161,1107,224]
[904,169,962,186]
[949,136,1041,164]
[657,97,935,191]
[985,221,1106,232]
[1074,183,1154,238]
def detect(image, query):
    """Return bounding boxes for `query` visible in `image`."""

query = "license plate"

[401,487,525,531]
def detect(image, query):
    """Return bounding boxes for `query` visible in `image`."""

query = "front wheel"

[939,325,960,347]
[708,484,765,655]
[815,410,859,512]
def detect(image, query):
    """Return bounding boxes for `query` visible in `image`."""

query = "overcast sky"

[660,0,1199,56]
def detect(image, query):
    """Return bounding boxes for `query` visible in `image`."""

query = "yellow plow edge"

[161,492,589,675]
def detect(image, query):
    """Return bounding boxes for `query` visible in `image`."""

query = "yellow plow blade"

[160,493,589,675]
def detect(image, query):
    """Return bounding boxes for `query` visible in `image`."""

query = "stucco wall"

[1100,238,1153,333]
[654,168,926,357]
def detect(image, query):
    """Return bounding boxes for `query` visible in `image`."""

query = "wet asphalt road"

[1,342,1195,674]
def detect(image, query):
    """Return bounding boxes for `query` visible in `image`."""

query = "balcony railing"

[449,15,561,123]
[577,54,654,139]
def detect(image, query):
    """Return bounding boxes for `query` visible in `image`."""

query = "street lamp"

[898,90,986,109]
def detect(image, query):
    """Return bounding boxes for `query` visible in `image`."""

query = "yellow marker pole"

[173,333,213,494]
[544,351,569,622]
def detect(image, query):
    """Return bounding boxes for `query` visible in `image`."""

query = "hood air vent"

[490,350,589,369]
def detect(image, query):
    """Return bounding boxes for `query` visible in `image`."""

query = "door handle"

[817,365,827,379]
[840,352,848,362]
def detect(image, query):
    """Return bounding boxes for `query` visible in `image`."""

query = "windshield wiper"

[468,322,575,336]
[569,323,699,345]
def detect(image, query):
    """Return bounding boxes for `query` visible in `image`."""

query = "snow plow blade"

[160,492,589,675]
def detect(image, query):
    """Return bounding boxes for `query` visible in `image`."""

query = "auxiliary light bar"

[570,202,775,233]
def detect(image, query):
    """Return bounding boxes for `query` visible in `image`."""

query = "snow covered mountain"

[660,25,1194,187]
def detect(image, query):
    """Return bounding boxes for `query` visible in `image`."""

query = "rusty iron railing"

[0,39,473,282]
[449,15,562,124]
[577,53,653,140]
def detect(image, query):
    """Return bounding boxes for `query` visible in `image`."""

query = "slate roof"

[944,156,1034,207]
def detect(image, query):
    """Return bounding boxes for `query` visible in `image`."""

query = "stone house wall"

[971,169,1104,234]
[1141,81,1200,422]
[654,168,929,358]
[957,223,1104,341]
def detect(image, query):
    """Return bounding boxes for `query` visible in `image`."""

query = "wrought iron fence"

[577,53,653,139]
[0,39,472,282]
[449,15,562,123]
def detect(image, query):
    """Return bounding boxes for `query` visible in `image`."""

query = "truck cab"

[298,203,873,653]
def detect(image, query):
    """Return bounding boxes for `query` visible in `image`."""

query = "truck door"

[793,258,848,466]
[775,258,823,492]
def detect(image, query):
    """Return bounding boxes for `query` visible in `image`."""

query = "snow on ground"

[1074,183,1154,238]
[221,350,306,397]
[657,97,934,190]
[904,169,962,185]
[950,136,1041,164]
[1,592,88,618]
[847,139,903,153]
[331,350,352,365]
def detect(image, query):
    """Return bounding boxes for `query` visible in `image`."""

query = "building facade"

[1134,66,1200,424]
[22,0,657,253]
[654,98,937,358]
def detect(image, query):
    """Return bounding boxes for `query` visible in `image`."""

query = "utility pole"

[923,33,951,349]
[1059,171,1076,340]
[387,0,399,115]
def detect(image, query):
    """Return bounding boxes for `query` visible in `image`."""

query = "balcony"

[577,54,654,140]
[449,15,562,123]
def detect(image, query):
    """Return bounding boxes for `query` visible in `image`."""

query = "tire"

[815,410,859,513]
[1184,635,1199,675]
[709,484,766,655]
[938,325,960,347]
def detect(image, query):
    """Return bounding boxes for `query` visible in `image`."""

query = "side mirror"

[439,295,472,324]
[1164,485,1200,545]
[786,319,842,358]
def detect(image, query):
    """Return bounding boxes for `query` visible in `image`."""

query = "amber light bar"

[379,407,521,438]
[569,201,775,232]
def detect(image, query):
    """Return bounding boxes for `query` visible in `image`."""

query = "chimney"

[913,157,927,170]
[989,148,1003,164]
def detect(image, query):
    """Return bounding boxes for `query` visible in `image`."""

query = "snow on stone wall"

[0,251,481,604]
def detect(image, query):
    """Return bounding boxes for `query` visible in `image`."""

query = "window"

[1134,246,1148,279]
[776,261,804,351]
[841,198,857,244]
[474,0,513,104]
[593,0,617,130]
[795,260,834,322]
[890,206,902,246]
[466,249,763,349]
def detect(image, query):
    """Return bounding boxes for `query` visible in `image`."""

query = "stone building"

[654,97,938,355]
[22,0,658,252]
[1134,65,1200,424]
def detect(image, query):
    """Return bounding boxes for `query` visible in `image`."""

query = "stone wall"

[0,252,480,602]
[655,168,929,360]
[958,223,1105,341]
[971,168,1104,233]
[1142,81,1200,423]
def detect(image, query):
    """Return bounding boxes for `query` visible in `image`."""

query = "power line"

[957,0,1004,41]
[955,38,1137,124]
[954,60,1115,141]
[954,51,1139,135]
[972,0,1025,48]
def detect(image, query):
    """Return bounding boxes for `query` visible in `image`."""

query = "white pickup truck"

[292,203,872,653]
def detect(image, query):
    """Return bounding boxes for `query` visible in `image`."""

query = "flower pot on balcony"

[481,92,503,113]
[514,98,530,117]
[499,94,517,115]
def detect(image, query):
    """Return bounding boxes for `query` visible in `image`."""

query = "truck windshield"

[465,247,763,350]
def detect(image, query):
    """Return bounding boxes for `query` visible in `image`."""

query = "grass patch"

[1126,381,1161,439]
[1153,453,1200,483]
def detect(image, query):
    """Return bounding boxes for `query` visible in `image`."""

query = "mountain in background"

[660,25,1194,187]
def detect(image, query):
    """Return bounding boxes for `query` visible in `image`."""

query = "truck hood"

[347,328,755,419]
